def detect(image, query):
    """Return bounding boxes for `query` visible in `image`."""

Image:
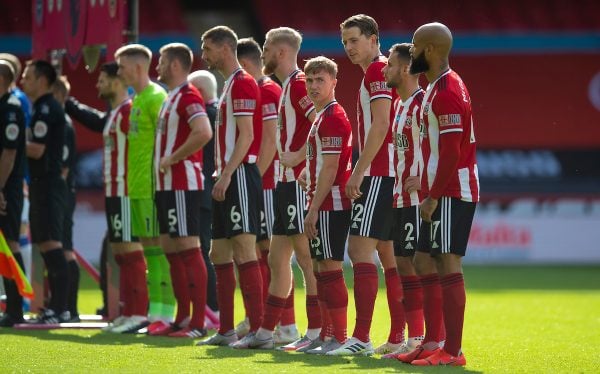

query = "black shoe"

[96,306,107,317]
[36,309,71,324]
[67,314,81,323]
[0,314,25,327]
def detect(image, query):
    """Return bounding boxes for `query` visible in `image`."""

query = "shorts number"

[352,203,364,223]
[431,220,441,248]
[310,237,322,256]
[168,209,177,230]
[111,214,122,232]
[287,204,297,223]
[230,205,242,224]
[404,222,415,242]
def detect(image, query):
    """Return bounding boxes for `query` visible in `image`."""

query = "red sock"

[180,248,207,329]
[352,263,378,342]
[214,262,236,334]
[259,250,270,304]
[421,273,445,344]
[402,275,424,338]
[261,293,287,331]
[166,253,191,325]
[315,272,332,339]
[306,294,321,329]
[441,273,465,356]
[121,251,149,317]
[237,260,264,332]
[114,254,131,316]
[321,269,348,343]
[280,279,295,326]
[385,268,405,344]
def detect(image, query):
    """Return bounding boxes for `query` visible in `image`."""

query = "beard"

[409,50,429,74]
[386,77,399,89]
[263,58,277,76]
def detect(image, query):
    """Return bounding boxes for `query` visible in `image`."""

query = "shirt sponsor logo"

[321,136,342,148]
[186,103,205,117]
[299,96,312,110]
[369,81,391,94]
[33,120,48,138]
[5,123,19,141]
[439,114,461,126]
[394,133,409,150]
[233,99,256,111]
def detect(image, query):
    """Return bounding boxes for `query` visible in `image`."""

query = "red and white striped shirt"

[259,76,282,190]
[356,55,396,177]
[305,101,352,211]
[421,69,479,202]
[154,82,207,191]
[103,99,131,197]
[392,89,424,208]
[277,69,315,182]
[214,68,261,177]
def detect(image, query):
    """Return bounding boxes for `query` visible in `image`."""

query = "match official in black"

[21,60,70,324]
[0,60,27,327]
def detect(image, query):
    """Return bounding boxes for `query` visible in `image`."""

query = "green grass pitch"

[1,265,599,373]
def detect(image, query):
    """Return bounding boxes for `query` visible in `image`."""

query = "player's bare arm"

[159,115,212,172]
[345,97,391,199]
[304,153,340,240]
[26,141,45,159]
[256,117,277,176]
[212,115,254,201]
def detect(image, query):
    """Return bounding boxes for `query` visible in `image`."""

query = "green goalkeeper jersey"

[127,81,167,199]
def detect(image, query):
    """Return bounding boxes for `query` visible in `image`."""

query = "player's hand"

[0,191,7,215]
[345,170,364,200]
[304,209,319,240]
[159,156,173,173]
[297,168,308,191]
[280,150,303,168]
[212,173,231,202]
[403,176,421,193]
[420,196,438,223]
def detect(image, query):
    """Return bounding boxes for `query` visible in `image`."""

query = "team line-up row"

[0,14,478,366]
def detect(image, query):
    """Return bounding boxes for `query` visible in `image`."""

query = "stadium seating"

[252,0,600,32]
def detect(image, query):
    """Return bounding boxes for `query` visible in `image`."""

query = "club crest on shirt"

[5,123,19,141]
[404,116,413,128]
[33,120,48,138]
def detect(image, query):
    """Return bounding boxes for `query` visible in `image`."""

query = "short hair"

[114,43,152,61]
[304,56,338,78]
[0,60,15,84]
[52,75,71,98]
[0,53,21,82]
[265,27,302,51]
[201,26,238,52]
[188,70,217,101]
[389,43,412,64]
[237,38,262,67]
[340,14,380,43]
[100,61,120,78]
[160,42,193,72]
[26,59,57,86]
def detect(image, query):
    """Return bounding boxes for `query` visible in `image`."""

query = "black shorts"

[392,205,420,257]
[272,181,306,236]
[105,196,136,243]
[309,210,351,261]
[156,190,203,238]
[416,197,477,257]
[62,189,76,250]
[258,188,275,242]
[212,163,262,239]
[29,176,66,244]
[0,177,24,242]
[349,176,394,240]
